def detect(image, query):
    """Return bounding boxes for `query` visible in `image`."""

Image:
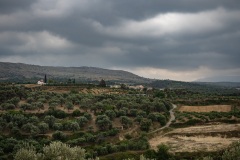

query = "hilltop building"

[37,79,45,85]
[129,85,144,90]
[110,85,121,88]
[37,75,47,85]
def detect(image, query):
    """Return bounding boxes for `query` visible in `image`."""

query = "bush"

[52,131,66,140]
[20,103,35,111]
[156,144,173,160]
[222,141,240,160]
[83,112,92,120]
[64,121,80,132]
[72,109,81,117]
[38,123,49,134]
[52,123,63,131]
[156,114,167,126]
[95,115,112,131]
[76,116,88,127]
[144,149,157,159]
[1,103,16,110]
[140,118,152,132]
[101,151,139,160]
[45,109,67,119]
[185,119,202,125]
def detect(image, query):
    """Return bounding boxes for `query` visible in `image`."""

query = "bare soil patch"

[151,136,239,153]
[178,105,232,112]
[149,124,240,153]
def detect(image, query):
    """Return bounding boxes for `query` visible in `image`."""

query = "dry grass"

[178,105,232,112]
[150,136,239,152]
[149,124,240,153]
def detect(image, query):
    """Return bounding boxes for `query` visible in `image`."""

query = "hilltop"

[0,62,151,84]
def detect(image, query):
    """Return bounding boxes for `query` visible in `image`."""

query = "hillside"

[0,62,151,83]
[196,75,240,83]
[196,82,240,88]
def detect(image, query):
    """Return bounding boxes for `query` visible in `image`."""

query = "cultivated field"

[178,105,232,112]
[149,123,240,152]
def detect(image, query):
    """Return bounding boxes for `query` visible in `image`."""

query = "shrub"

[52,131,66,141]
[38,123,49,134]
[140,118,152,132]
[222,141,240,160]
[52,123,63,131]
[72,109,81,117]
[83,112,92,120]
[156,144,173,160]
[0,103,15,110]
[77,116,88,127]
[45,109,67,119]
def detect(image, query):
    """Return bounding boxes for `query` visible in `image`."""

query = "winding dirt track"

[119,104,177,141]
[149,104,240,152]
[149,104,177,134]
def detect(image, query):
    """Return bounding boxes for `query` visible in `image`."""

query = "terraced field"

[178,105,232,112]
[149,123,240,152]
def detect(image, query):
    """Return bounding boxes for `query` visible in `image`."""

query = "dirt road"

[149,104,177,134]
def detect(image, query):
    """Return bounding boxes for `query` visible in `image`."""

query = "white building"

[110,85,121,88]
[129,85,144,90]
[37,79,45,85]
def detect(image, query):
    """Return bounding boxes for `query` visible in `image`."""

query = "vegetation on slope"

[0,82,240,160]
[0,62,150,84]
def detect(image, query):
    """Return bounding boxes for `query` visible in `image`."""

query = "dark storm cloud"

[0,0,240,81]
[0,0,36,14]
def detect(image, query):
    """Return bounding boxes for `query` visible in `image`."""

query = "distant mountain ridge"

[196,75,240,83]
[0,62,151,83]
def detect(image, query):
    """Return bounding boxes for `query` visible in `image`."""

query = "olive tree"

[77,116,88,127]
[14,141,99,160]
[66,101,74,111]
[0,103,15,110]
[64,121,80,132]
[140,118,152,132]
[120,116,132,129]
[52,131,66,141]
[38,122,49,134]
[14,143,38,160]
[105,110,116,120]
[21,123,40,135]
[95,115,112,131]
[44,115,56,128]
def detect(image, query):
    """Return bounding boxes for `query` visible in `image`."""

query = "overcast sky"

[0,0,240,81]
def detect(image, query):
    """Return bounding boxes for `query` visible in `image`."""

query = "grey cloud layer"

[0,0,240,80]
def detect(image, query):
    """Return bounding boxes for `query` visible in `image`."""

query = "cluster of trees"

[0,85,27,110]
[0,111,94,137]
[173,110,240,127]
[1,84,171,132]
[1,83,240,159]
[14,141,174,160]
[0,84,174,159]
[161,88,240,107]
[5,139,240,160]
[14,141,98,160]
[94,136,149,156]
